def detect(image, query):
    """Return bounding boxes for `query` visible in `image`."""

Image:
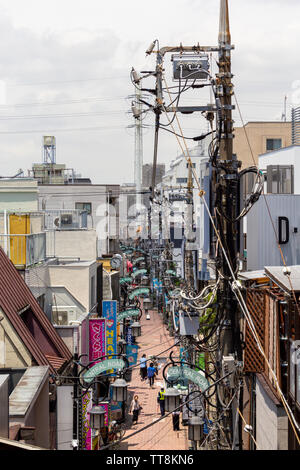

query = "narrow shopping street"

[119,307,188,450]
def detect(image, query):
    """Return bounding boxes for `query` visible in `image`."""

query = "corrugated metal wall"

[247,195,300,270]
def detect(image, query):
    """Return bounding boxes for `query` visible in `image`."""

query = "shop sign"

[89,318,106,366]
[128,287,150,300]
[167,366,209,391]
[83,359,126,383]
[117,309,140,322]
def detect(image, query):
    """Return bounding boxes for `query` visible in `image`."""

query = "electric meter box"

[179,311,199,336]
[172,54,209,81]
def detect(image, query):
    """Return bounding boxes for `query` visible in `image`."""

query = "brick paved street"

[119,307,188,451]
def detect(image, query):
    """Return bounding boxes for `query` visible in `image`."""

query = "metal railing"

[0,232,46,268]
[43,210,88,230]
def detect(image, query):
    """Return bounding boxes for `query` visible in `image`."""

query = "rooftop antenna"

[281,95,287,122]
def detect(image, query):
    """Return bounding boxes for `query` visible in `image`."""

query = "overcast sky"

[0,0,299,184]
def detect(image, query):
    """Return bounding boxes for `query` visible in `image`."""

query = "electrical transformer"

[172,54,209,81]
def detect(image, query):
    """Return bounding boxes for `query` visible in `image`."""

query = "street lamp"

[111,378,128,402]
[144,297,151,320]
[188,416,204,442]
[140,276,149,286]
[131,321,141,338]
[89,405,106,431]
[164,387,181,412]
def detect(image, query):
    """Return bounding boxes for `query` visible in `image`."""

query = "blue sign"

[126,344,139,366]
[126,327,133,345]
[102,301,117,359]
[152,278,162,294]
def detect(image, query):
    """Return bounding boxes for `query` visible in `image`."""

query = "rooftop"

[265,265,300,294]
[9,366,49,417]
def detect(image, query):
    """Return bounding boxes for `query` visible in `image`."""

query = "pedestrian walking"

[151,355,159,375]
[157,387,165,416]
[172,410,180,431]
[130,395,141,425]
[147,362,156,387]
[139,354,147,381]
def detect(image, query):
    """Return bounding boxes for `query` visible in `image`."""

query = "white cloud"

[0,0,298,183]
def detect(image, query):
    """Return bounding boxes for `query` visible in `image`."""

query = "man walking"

[157,387,165,416]
[147,362,156,388]
[139,354,147,381]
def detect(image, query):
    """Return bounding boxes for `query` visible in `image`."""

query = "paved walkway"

[119,307,188,451]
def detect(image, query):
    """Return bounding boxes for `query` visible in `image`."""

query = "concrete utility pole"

[134,85,143,211]
[214,0,242,449]
[217,0,242,359]
[185,158,195,289]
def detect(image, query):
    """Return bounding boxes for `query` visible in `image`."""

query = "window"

[266,138,282,152]
[75,202,92,215]
[186,163,196,168]
[176,178,188,184]
[266,165,294,194]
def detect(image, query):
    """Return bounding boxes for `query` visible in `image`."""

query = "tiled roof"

[0,248,72,373]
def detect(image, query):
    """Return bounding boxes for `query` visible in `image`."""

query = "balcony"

[43,210,88,230]
[0,232,46,268]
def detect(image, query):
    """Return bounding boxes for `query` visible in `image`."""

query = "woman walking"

[130,395,141,425]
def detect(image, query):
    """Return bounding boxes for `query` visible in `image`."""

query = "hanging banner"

[117,309,140,323]
[128,287,150,300]
[167,366,209,391]
[102,301,117,358]
[89,318,106,367]
[126,344,139,366]
[82,390,93,450]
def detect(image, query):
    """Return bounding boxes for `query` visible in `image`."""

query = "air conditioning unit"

[52,306,77,326]
[60,213,73,226]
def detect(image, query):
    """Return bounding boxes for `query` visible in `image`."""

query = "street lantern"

[164,387,181,412]
[143,297,152,312]
[89,405,106,430]
[140,276,148,286]
[188,416,204,442]
[131,321,141,338]
[111,378,128,402]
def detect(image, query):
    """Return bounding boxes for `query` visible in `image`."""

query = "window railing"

[0,232,46,268]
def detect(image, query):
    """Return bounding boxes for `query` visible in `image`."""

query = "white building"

[38,183,120,256]
[258,145,300,194]
[0,179,38,212]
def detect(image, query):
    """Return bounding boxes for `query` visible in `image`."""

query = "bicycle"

[107,421,126,448]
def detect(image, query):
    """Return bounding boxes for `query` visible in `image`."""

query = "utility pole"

[151,49,163,200]
[184,157,195,290]
[213,0,242,449]
[134,84,143,211]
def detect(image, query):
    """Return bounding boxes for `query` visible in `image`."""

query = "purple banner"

[89,318,106,366]
[82,390,93,450]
